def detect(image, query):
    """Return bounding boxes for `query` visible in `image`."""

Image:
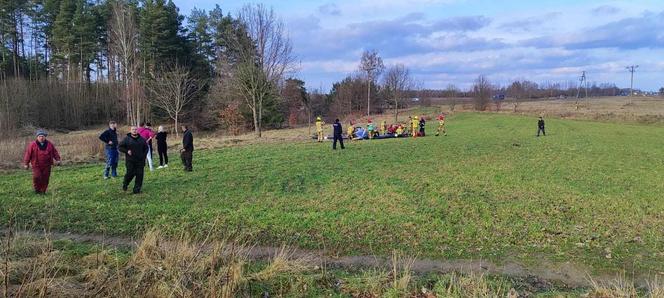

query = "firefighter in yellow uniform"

[315,117,325,142]
[411,116,419,138]
[379,120,386,136]
[435,114,447,136]
[395,125,404,137]
[347,120,355,141]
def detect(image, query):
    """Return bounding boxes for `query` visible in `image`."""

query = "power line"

[626,65,638,97]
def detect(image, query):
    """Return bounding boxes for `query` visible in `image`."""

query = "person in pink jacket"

[23,130,61,194]
[137,122,156,171]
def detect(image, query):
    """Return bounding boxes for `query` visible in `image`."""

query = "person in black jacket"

[99,121,119,179]
[332,119,345,150]
[156,125,168,168]
[419,116,426,136]
[118,126,149,194]
[180,125,194,171]
[537,116,546,137]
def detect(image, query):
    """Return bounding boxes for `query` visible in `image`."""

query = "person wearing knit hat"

[23,129,61,194]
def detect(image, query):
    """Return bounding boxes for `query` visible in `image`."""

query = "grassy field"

[2,112,664,280]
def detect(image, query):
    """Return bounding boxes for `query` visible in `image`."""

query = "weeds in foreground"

[587,274,664,298]
[3,228,664,297]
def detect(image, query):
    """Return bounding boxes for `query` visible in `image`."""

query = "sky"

[173,0,664,91]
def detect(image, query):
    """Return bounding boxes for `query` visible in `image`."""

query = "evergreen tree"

[72,0,97,81]
[209,6,252,67]
[186,8,213,63]
[52,0,76,79]
[90,0,111,81]
[0,0,29,77]
[139,0,186,70]
[30,0,61,71]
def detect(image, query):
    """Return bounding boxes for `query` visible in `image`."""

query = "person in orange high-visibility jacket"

[379,120,386,136]
[411,116,419,138]
[435,114,447,136]
[315,116,325,142]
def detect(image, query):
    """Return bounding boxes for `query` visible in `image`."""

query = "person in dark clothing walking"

[180,125,194,171]
[537,116,546,137]
[99,121,119,179]
[23,130,61,194]
[332,119,345,150]
[118,126,149,194]
[156,125,169,168]
[419,116,426,136]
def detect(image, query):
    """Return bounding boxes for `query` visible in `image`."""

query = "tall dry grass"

[432,273,517,298]
[2,226,314,298]
[0,130,106,170]
[587,274,664,298]
[4,227,664,297]
[491,96,664,124]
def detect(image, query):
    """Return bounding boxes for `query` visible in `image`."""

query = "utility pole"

[626,65,638,98]
[576,71,587,98]
[575,71,586,110]
[367,71,373,117]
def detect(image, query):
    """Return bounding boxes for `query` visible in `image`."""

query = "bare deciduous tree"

[383,64,413,122]
[359,50,384,117]
[145,67,202,137]
[473,75,491,111]
[109,0,142,125]
[233,60,274,138]
[445,84,459,112]
[233,4,296,137]
[507,81,524,112]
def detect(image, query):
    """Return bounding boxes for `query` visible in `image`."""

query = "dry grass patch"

[586,275,664,298]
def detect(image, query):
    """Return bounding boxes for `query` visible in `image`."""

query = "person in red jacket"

[23,130,61,194]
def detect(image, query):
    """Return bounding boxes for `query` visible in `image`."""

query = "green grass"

[2,112,664,275]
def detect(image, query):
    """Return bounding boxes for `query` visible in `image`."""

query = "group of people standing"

[105,122,195,194]
[22,121,194,195]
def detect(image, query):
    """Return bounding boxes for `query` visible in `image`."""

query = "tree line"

[0,0,634,139]
[0,0,299,138]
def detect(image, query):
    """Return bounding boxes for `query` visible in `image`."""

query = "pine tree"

[90,0,111,81]
[187,8,213,63]
[0,0,29,77]
[52,0,76,80]
[139,0,186,70]
[209,6,252,67]
[41,0,63,71]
